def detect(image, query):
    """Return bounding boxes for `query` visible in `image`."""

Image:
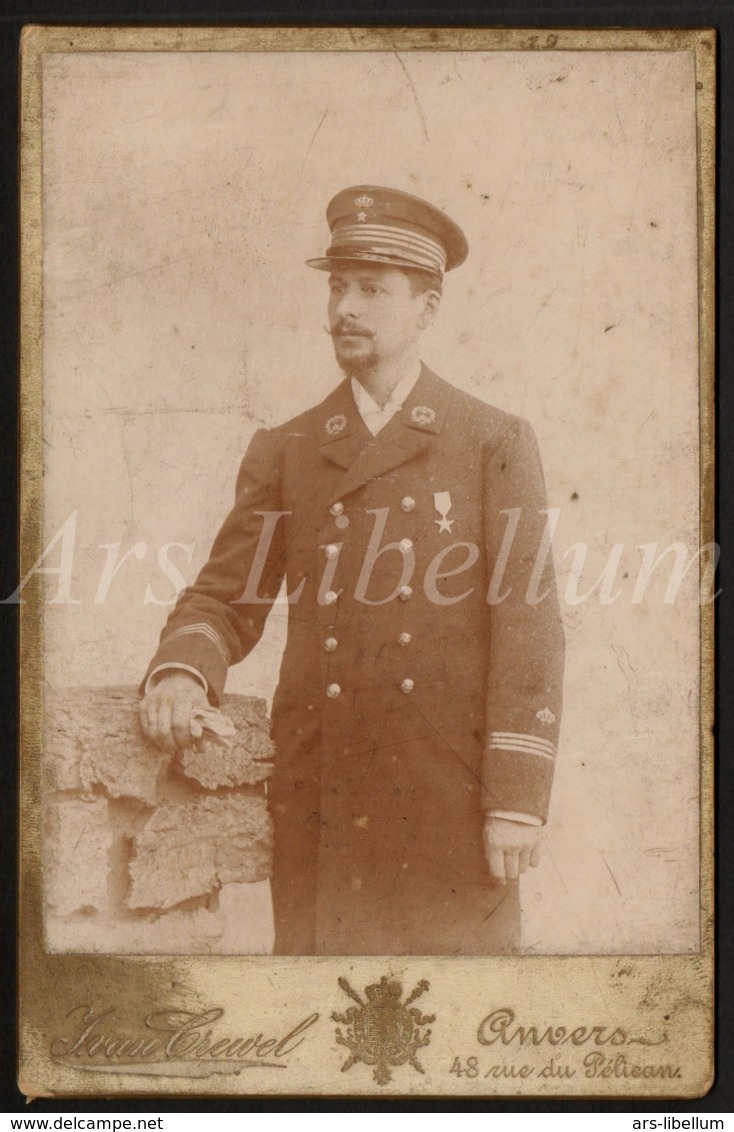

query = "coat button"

[323,590,339,605]
[401,497,416,512]
[398,585,413,601]
[324,637,338,652]
[323,544,339,559]
[399,538,413,554]
[326,683,341,699]
[398,632,412,646]
[329,501,344,516]
[401,679,415,694]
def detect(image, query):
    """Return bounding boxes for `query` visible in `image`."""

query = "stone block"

[46,883,275,954]
[46,906,227,954]
[127,794,272,910]
[177,695,274,790]
[45,686,166,805]
[46,686,273,801]
[45,797,111,917]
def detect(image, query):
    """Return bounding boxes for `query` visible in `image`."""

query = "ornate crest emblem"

[354,193,374,208]
[325,414,347,436]
[332,975,435,1085]
[411,405,436,427]
[536,706,556,725]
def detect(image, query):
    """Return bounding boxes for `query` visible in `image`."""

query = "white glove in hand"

[190,705,236,748]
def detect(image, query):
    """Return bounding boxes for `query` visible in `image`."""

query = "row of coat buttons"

[327,679,414,699]
[325,502,414,692]
[329,497,416,516]
[323,585,413,604]
[323,538,414,557]
[324,632,412,652]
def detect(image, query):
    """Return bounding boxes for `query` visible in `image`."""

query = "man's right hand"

[139,670,209,751]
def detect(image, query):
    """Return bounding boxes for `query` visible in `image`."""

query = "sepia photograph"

[18,26,714,1098]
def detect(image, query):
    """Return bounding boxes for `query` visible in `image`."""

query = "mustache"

[324,324,374,338]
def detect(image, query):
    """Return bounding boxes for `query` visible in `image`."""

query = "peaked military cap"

[306,184,469,277]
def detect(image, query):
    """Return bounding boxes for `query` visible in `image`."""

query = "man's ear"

[417,289,441,330]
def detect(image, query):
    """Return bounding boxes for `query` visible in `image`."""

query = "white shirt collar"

[350,364,422,436]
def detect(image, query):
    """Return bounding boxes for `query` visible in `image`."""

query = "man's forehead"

[328,264,407,285]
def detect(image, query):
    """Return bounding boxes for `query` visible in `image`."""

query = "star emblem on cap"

[357,211,367,222]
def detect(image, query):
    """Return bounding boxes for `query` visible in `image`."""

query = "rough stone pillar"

[44,686,274,954]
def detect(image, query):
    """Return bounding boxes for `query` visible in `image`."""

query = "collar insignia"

[411,405,436,427]
[325,414,347,436]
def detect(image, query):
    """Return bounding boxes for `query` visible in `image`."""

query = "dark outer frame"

[2,0,730,1115]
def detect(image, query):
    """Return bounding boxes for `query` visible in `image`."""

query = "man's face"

[327,263,438,376]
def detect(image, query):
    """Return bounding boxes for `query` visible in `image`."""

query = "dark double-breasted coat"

[144,365,565,955]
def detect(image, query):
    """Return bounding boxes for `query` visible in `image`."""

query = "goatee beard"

[332,343,377,379]
[339,356,377,379]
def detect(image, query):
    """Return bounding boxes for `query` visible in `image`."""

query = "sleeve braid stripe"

[488,738,556,761]
[489,730,556,755]
[164,623,230,665]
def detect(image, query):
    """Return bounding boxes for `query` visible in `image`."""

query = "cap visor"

[305,257,339,271]
[306,253,443,273]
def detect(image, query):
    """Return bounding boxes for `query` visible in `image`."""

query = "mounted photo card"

[18,26,714,1098]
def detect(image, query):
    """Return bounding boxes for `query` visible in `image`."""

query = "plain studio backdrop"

[40,47,701,954]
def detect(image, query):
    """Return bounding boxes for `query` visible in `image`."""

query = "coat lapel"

[318,365,453,504]
[317,379,372,470]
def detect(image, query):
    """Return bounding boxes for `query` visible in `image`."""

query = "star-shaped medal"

[433,491,454,534]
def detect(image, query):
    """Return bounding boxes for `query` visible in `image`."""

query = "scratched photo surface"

[40,48,701,957]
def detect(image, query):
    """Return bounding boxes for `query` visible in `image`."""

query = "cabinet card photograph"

[18,26,714,1098]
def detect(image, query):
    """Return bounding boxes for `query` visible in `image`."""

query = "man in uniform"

[139,185,565,955]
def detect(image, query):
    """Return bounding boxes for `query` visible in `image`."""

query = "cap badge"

[536,707,556,725]
[325,414,347,436]
[433,491,454,534]
[356,211,368,222]
[411,405,435,427]
[354,194,374,208]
